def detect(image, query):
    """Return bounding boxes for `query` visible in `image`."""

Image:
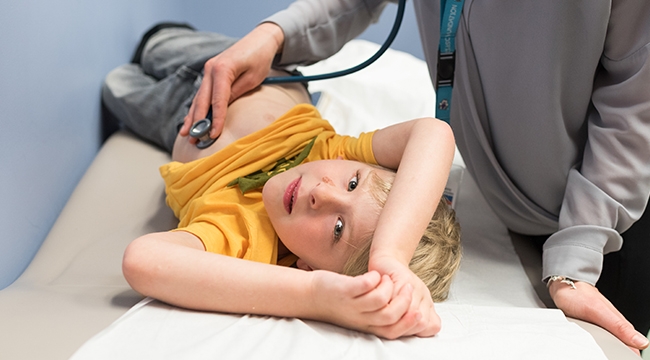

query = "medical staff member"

[182,0,650,352]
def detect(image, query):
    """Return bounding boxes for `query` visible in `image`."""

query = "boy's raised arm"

[368,117,456,336]
[122,230,423,339]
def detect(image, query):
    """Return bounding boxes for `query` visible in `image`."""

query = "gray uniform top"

[265,0,650,285]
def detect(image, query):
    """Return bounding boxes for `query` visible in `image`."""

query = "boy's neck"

[277,239,290,258]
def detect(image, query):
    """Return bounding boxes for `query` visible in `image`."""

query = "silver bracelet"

[547,275,577,290]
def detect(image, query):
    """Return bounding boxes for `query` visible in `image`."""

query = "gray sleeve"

[543,0,650,285]
[263,0,391,65]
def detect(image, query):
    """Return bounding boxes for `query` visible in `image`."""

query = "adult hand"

[310,270,430,339]
[549,280,649,355]
[180,22,284,141]
[368,255,441,338]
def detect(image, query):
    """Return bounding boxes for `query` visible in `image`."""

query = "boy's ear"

[296,259,314,271]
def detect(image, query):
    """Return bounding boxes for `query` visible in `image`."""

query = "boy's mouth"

[283,177,301,214]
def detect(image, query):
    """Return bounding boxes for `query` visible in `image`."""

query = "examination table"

[0,40,637,360]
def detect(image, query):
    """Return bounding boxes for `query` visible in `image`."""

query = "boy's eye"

[347,173,359,191]
[333,218,344,243]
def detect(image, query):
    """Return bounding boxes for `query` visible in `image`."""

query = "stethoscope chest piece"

[189,118,217,149]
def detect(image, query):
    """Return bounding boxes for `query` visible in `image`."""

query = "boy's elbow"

[122,235,157,295]
[431,117,454,140]
[418,117,456,150]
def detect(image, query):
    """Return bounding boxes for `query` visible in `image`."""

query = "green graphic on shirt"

[228,137,316,194]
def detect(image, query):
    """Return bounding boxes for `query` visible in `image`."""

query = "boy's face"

[263,159,393,273]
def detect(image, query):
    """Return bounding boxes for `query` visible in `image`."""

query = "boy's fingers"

[368,283,413,328]
[366,284,421,339]
[348,271,382,298]
[383,293,441,339]
[412,306,441,337]
[370,310,421,340]
[354,274,394,312]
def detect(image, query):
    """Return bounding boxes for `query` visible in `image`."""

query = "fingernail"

[633,333,649,348]
[632,332,649,348]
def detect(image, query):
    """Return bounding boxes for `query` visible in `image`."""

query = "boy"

[103,25,460,339]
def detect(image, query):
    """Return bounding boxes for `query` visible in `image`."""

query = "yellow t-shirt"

[159,104,377,265]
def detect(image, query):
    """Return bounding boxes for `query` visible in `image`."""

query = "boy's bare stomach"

[171,71,310,163]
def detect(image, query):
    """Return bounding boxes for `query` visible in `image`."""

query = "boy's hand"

[309,270,426,339]
[181,23,284,141]
[368,256,441,337]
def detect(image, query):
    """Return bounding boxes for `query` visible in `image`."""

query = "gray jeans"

[102,28,237,153]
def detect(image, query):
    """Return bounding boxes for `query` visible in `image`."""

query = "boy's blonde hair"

[342,170,462,302]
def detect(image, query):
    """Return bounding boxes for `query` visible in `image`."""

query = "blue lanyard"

[435,0,464,123]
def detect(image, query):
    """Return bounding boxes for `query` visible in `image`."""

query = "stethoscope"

[190,0,407,149]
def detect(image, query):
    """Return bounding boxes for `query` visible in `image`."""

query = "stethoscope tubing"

[191,0,406,146]
[261,0,406,84]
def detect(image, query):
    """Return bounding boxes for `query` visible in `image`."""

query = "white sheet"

[71,40,606,360]
[72,298,603,360]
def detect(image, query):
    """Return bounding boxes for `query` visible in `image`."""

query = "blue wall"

[180,0,424,59]
[0,0,421,289]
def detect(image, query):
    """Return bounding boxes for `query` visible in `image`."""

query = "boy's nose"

[309,179,345,209]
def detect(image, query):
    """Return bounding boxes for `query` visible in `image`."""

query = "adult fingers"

[551,281,649,351]
[182,56,237,140]
[229,69,266,104]
[584,297,648,351]
[208,64,236,139]
[181,72,214,138]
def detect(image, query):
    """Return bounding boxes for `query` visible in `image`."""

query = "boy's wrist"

[302,270,344,323]
[368,250,410,272]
